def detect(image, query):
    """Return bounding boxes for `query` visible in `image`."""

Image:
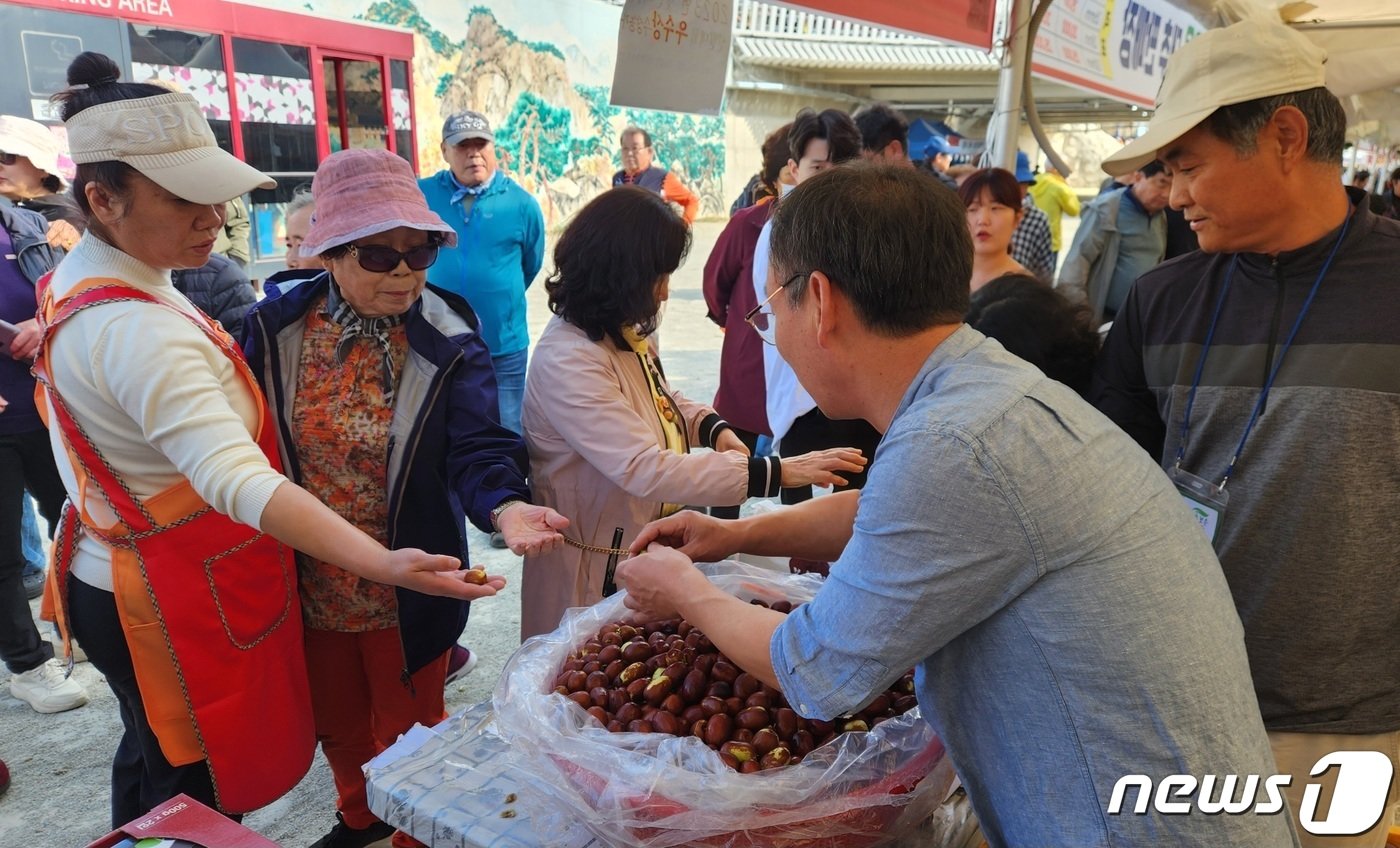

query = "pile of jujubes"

[552,600,918,773]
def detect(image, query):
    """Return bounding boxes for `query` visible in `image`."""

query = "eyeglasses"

[621,145,650,154]
[0,152,17,166]
[745,271,805,345]
[346,242,439,273]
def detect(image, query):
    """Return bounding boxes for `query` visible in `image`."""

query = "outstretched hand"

[498,502,570,556]
[781,447,866,489]
[384,547,507,600]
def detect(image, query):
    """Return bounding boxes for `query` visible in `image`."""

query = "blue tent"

[908,118,980,164]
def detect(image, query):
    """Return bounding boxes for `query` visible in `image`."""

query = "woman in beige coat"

[521,188,865,638]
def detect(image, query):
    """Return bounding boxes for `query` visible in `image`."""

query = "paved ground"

[0,221,729,847]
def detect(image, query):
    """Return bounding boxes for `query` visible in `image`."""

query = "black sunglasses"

[346,242,439,273]
[0,151,17,166]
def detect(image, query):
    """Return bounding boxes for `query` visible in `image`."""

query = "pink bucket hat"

[300,148,457,257]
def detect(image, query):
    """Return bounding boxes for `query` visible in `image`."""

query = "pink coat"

[520,315,750,638]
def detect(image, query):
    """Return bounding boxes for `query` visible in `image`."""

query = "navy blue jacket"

[242,272,531,675]
[172,253,257,338]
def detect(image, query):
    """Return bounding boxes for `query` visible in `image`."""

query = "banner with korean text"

[1032,0,1203,108]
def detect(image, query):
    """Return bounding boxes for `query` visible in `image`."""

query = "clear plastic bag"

[492,561,955,848]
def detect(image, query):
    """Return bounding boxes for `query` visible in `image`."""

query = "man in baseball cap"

[1008,150,1054,281]
[418,107,543,475]
[921,135,957,190]
[441,109,493,146]
[1093,18,1400,845]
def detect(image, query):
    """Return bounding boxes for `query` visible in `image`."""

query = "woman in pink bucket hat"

[243,147,568,848]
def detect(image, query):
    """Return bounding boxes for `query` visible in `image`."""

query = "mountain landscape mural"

[361,0,728,223]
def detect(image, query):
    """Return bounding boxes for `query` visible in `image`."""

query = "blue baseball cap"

[924,136,954,157]
[1014,151,1036,184]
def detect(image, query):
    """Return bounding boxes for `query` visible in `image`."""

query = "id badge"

[1169,466,1229,544]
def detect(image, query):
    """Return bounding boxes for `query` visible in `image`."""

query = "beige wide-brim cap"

[1102,18,1328,177]
[0,115,65,180]
[65,92,274,204]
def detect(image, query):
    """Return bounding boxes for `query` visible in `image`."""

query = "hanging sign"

[611,0,734,115]
[1032,0,1203,108]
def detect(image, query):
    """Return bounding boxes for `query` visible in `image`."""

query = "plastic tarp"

[491,561,957,848]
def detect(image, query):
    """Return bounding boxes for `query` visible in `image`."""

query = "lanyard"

[1174,210,1353,490]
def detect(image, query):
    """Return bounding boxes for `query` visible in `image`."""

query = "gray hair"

[769,163,971,336]
[286,184,314,217]
[1204,87,1346,165]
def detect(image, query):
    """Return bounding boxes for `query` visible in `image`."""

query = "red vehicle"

[0,0,417,269]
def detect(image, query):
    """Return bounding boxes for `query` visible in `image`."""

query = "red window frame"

[313,48,401,162]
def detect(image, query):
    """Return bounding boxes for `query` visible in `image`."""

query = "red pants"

[305,628,448,848]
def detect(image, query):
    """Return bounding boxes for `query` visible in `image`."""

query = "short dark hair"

[1390,167,1400,184]
[769,163,971,336]
[51,52,167,218]
[965,275,1101,397]
[759,122,793,196]
[852,103,909,157]
[547,186,690,348]
[1352,169,1371,183]
[957,168,1022,210]
[620,126,652,148]
[787,108,861,166]
[1138,160,1166,178]
[1203,87,1346,165]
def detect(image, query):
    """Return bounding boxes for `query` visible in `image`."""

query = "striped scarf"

[325,282,406,405]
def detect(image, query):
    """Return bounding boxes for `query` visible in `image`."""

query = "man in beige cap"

[1092,17,1400,846]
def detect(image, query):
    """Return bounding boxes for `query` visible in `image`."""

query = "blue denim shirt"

[772,327,1295,847]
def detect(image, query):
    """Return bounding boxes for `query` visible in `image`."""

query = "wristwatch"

[490,499,526,531]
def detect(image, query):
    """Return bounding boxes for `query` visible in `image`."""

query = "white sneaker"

[445,645,478,685]
[10,659,89,714]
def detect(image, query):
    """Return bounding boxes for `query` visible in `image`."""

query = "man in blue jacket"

[419,110,545,435]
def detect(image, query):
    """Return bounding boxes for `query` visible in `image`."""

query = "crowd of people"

[1,13,1399,848]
